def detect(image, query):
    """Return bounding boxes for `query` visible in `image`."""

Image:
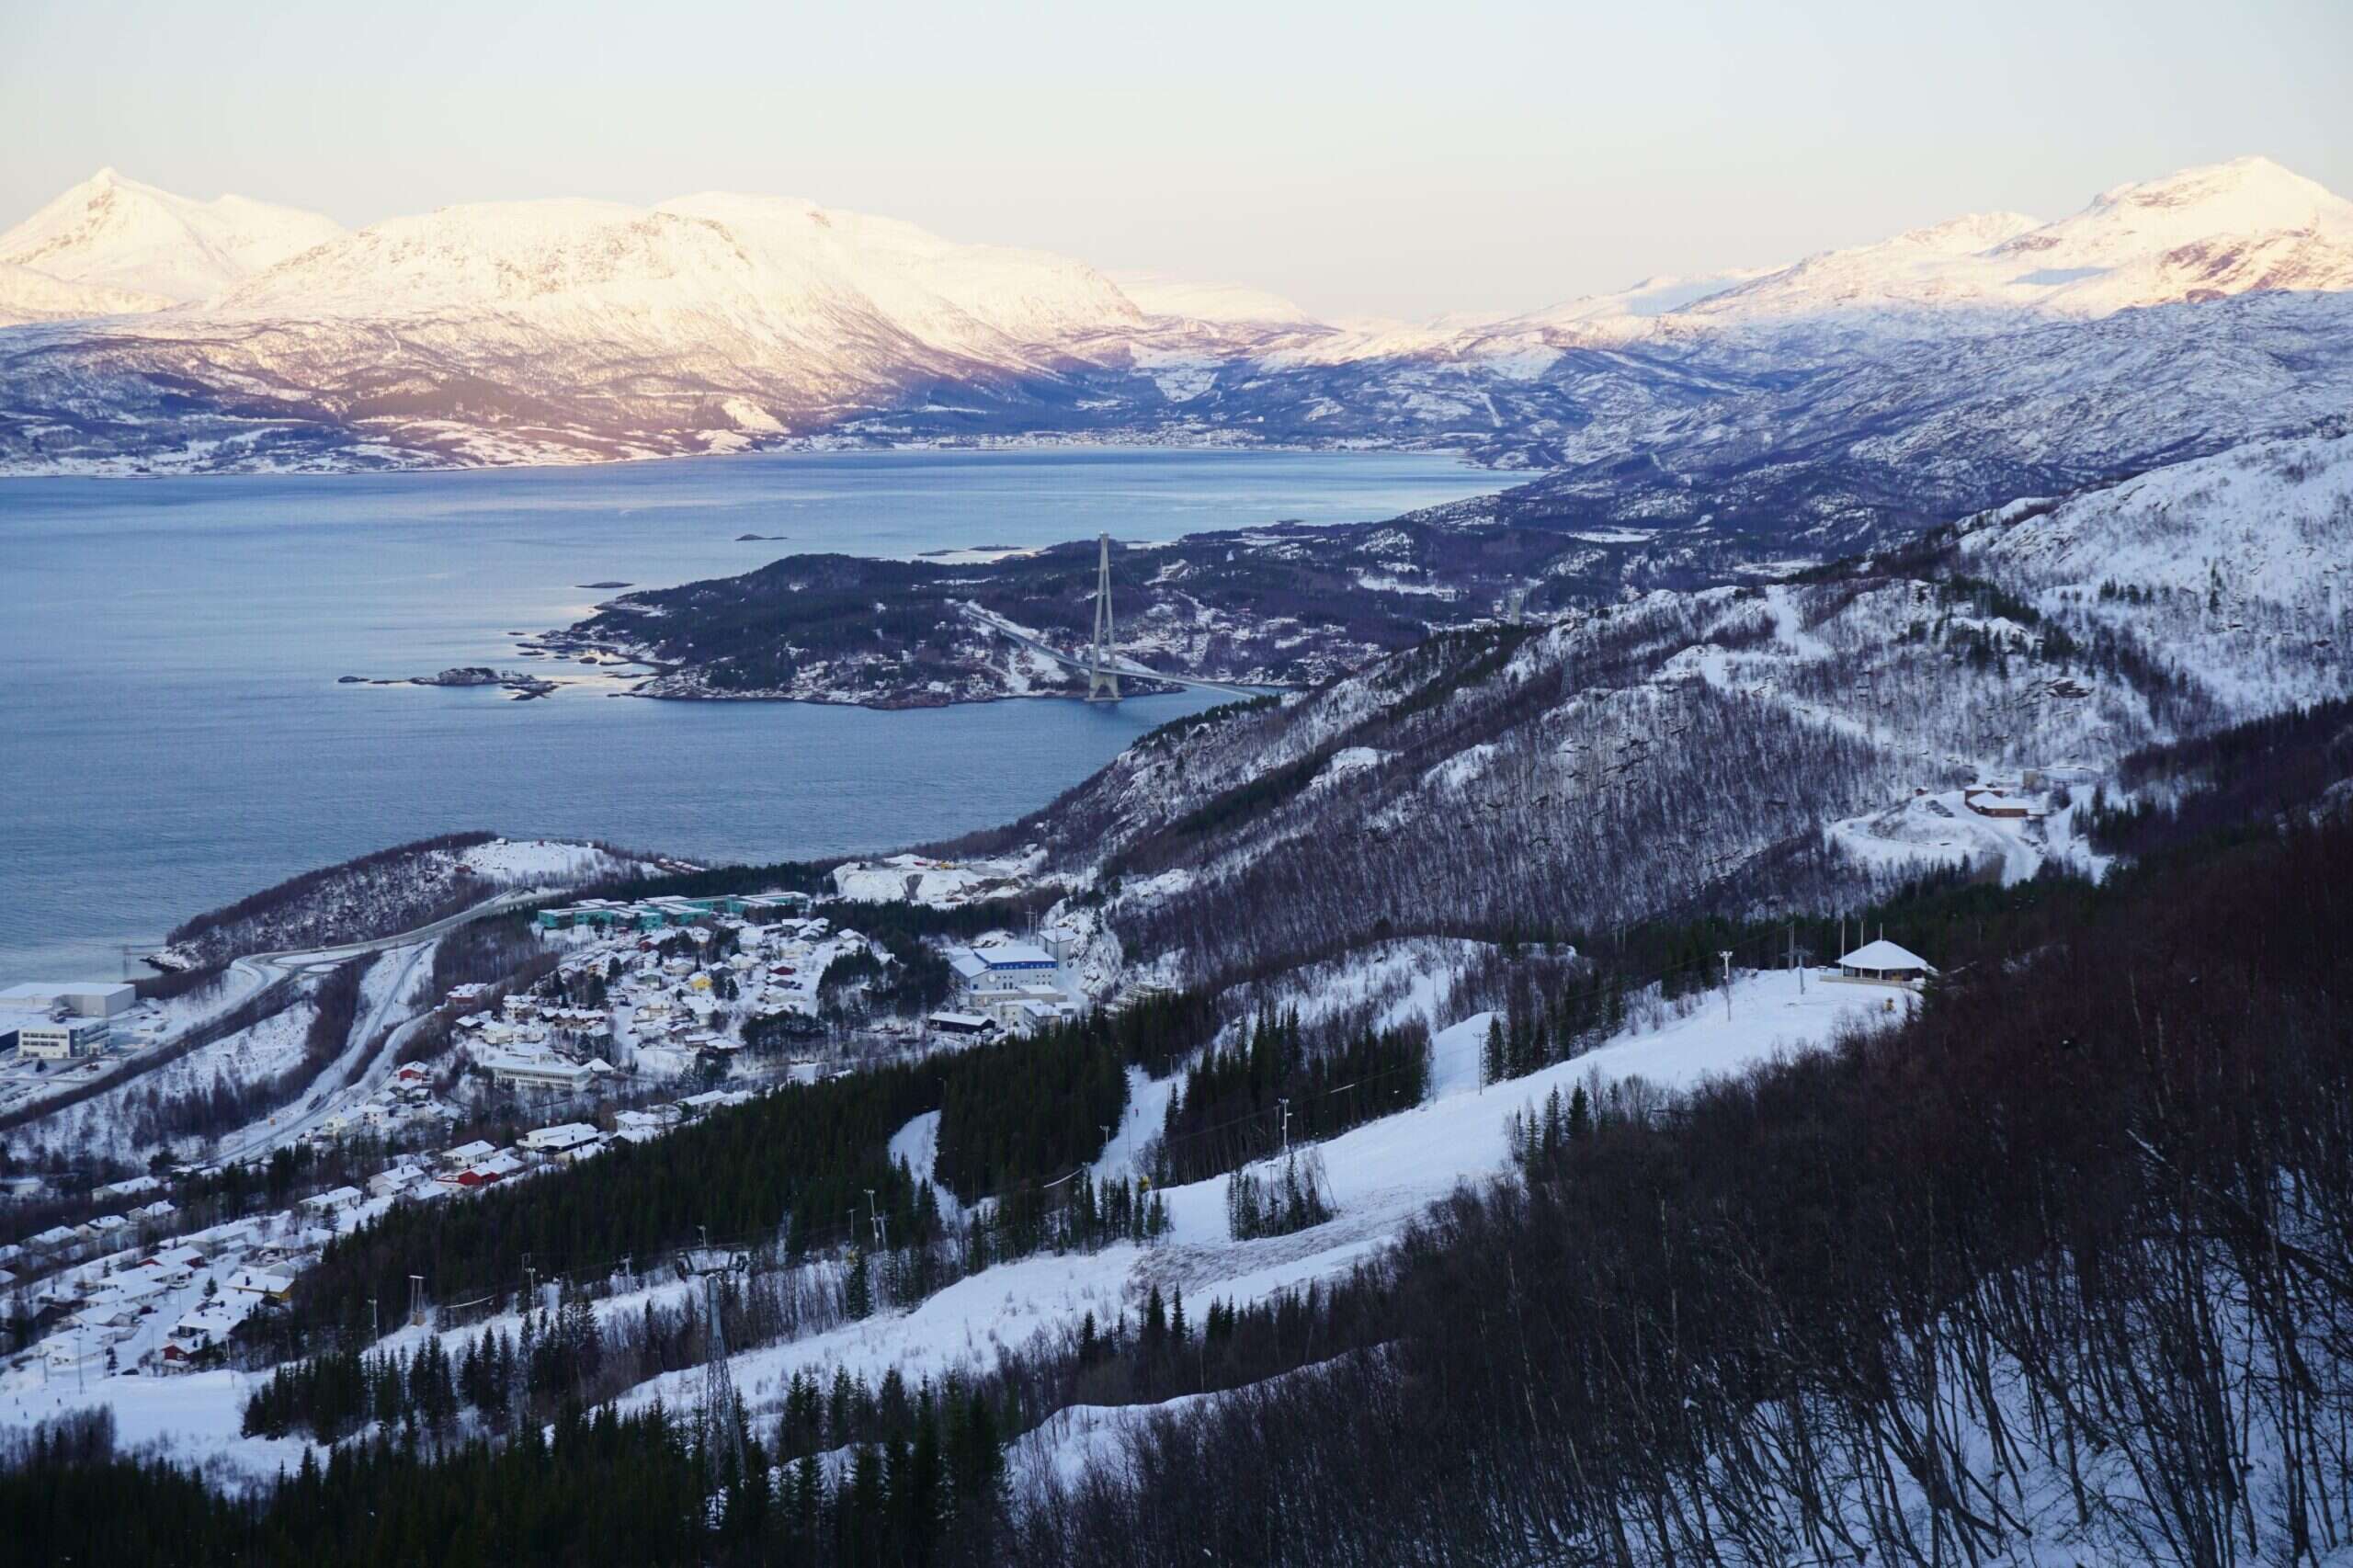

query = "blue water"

[0,448,1500,983]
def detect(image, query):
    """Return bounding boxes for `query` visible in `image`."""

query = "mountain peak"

[0,170,345,305]
[2059,155,2353,244]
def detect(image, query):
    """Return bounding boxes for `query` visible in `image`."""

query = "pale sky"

[6,0,2348,321]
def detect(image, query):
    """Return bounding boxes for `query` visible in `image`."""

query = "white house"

[519,1122,600,1155]
[29,1223,84,1258]
[369,1163,426,1199]
[42,1335,108,1371]
[299,1186,365,1217]
[171,1297,253,1351]
[1834,939,1938,985]
[227,1269,295,1301]
[83,1212,131,1244]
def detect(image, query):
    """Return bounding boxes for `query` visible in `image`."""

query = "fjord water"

[0,447,1497,984]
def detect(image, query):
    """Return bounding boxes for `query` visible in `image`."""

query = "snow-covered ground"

[888,1109,964,1223]
[458,837,642,886]
[1218,937,1497,1040]
[619,969,1903,1425]
[831,853,1039,906]
[12,996,319,1165]
[1826,783,2112,886]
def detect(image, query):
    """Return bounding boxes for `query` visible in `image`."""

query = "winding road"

[199,889,551,1165]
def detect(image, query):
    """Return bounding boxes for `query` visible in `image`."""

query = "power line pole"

[1278,1097,1292,1159]
[1719,949,1734,1022]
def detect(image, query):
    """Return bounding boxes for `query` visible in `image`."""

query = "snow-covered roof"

[1838,939,1936,973]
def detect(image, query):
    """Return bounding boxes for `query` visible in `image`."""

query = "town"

[0,864,1120,1384]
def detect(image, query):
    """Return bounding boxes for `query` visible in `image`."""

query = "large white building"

[0,982,135,1018]
[481,1051,597,1091]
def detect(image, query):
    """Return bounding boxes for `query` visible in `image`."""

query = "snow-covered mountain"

[3,155,2351,501]
[0,166,342,311]
[1653,155,2353,334]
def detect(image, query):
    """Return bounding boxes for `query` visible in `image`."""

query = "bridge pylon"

[1087,532,1120,702]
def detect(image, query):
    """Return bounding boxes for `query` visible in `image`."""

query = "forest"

[1015,794,2353,1563]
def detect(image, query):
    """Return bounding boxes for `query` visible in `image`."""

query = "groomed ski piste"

[4,966,1908,1486]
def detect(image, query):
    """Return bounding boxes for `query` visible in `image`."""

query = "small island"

[338,665,561,699]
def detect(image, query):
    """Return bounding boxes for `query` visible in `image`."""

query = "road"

[233,887,547,971]
[961,606,1283,699]
[194,889,559,1166]
[0,890,545,1162]
[203,942,441,1165]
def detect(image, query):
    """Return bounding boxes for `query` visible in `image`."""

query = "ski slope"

[617,970,1906,1420]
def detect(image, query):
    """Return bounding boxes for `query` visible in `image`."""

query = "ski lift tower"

[691,1235,749,1471]
[1087,533,1120,702]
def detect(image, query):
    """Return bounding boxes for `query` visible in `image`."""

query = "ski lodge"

[1832,939,1938,986]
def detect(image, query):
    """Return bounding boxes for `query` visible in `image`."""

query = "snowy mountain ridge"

[0,166,344,313]
[4,154,2352,490]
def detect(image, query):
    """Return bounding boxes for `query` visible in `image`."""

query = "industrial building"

[0,981,135,1018]
[17,1016,111,1060]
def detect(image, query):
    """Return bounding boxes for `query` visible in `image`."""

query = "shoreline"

[0,431,1501,485]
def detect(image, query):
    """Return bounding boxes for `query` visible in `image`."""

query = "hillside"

[156,835,653,969]
[940,429,2351,983]
[11,740,2349,1565]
